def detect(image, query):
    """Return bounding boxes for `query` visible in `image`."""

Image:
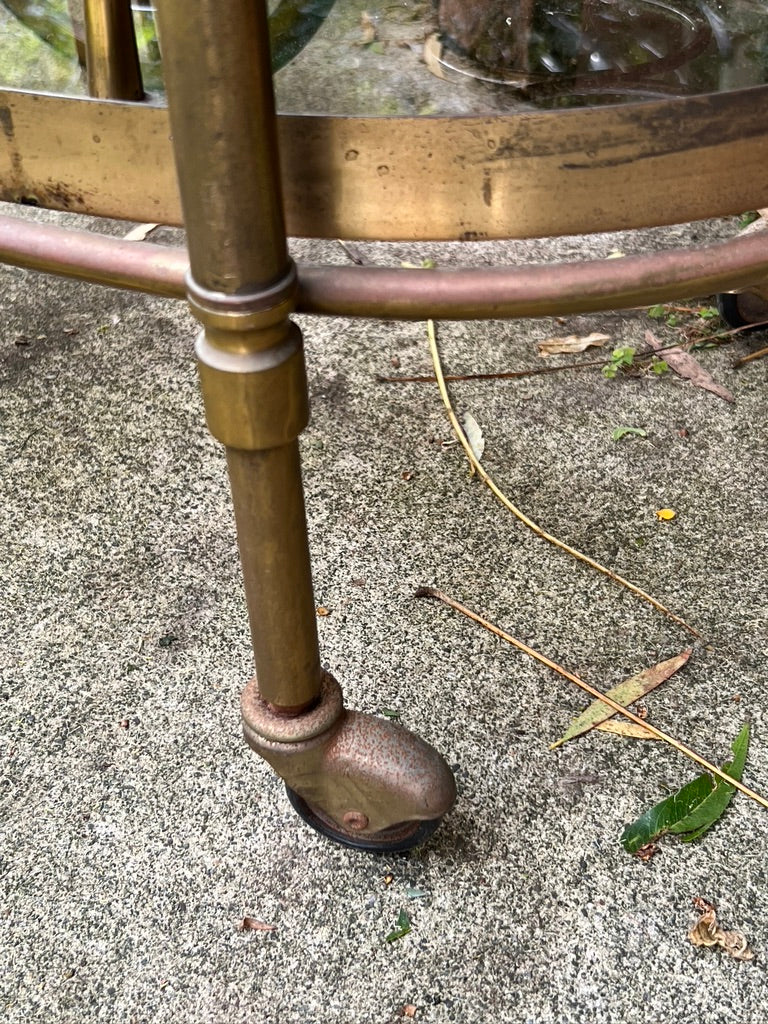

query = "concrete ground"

[1,203,767,1023]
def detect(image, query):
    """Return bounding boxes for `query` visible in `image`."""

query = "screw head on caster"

[285,786,445,853]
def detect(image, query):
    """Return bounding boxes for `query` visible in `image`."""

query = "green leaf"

[550,650,690,749]
[378,708,402,721]
[611,426,648,441]
[738,211,759,230]
[385,908,412,942]
[621,723,750,853]
[651,359,669,376]
[648,304,666,318]
[668,722,749,841]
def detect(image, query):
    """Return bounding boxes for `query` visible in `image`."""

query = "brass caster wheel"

[285,786,444,853]
[717,291,768,333]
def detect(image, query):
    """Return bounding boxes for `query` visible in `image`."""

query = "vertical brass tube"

[155,0,289,292]
[226,445,321,712]
[84,0,144,100]
[156,0,323,710]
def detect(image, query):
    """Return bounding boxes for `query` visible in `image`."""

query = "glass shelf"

[1,0,766,113]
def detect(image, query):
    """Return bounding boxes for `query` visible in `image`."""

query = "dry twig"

[426,319,700,637]
[416,587,768,811]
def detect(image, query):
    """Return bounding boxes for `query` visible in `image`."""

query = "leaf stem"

[416,587,768,811]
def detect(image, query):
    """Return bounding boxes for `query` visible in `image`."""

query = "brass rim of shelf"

[1,86,768,241]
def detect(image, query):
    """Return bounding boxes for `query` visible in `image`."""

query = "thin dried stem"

[734,344,768,367]
[426,319,700,637]
[417,587,768,811]
[380,335,715,386]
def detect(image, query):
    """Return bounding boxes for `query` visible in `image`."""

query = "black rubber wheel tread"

[285,786,443,853]
[716,292,768,333]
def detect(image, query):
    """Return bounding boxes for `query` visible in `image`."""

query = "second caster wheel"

[717,291,768,333]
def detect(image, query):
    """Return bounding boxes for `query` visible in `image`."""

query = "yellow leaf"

[549,650,691,749]
[656,508,676,521]
[596,720,659,740]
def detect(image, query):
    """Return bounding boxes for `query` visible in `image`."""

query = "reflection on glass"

[0,0,767,112]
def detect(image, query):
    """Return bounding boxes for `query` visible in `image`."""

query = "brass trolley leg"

[156,0,455,850]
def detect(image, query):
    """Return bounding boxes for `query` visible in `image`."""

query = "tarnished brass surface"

[156,0,324,711]
[2,86,768,240]
[242,674,457,839]
[83,0,144,100]
[227,445,322,710]
[156,0,289,291]
[196,324,310,450]
[3,213,768,321]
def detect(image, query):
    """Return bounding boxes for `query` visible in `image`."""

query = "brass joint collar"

[242,671,343,745]
[186,263,298,332]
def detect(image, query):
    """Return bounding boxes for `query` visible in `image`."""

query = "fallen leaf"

[123,222,159,242]
[458,411,485,464]
[316,606,330,617]
[385,908,411,943]
[655,508,676,521]
[644,329,734,403]
[621,723,750,853]
[550,650,691,749]
[423,33,446,79]
[612,426,647,441]
[595,719,659,740]
[378,709,401,721]
[238,917,276,932]
[688,898,754,960]
[634,841,660,862]
[537,332,610,356]
[402,1006,418,1019]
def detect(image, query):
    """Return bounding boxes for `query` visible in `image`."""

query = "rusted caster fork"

[243,673,456,852]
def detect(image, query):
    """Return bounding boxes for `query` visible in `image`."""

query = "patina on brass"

[83,0,144,100]
[2,85,768,240]
[155,0,318,711]
[153,0,455,843]
[3,212,768,321]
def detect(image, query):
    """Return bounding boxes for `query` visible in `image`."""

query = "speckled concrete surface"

[1,204,767,1023]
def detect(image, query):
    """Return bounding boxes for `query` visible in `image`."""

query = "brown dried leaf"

[316,606,331,617]
[635,841,660,862]
[688,898,753,960]
[595,719,659,740]
[402,1006,418,1019]
[537,332,611,356]
[239,917,276,933]
[423,33,447,79]
[644,330,734,403]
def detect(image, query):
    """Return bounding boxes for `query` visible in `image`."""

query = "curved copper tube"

[0,215,188,298]
[0,213,767,319]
